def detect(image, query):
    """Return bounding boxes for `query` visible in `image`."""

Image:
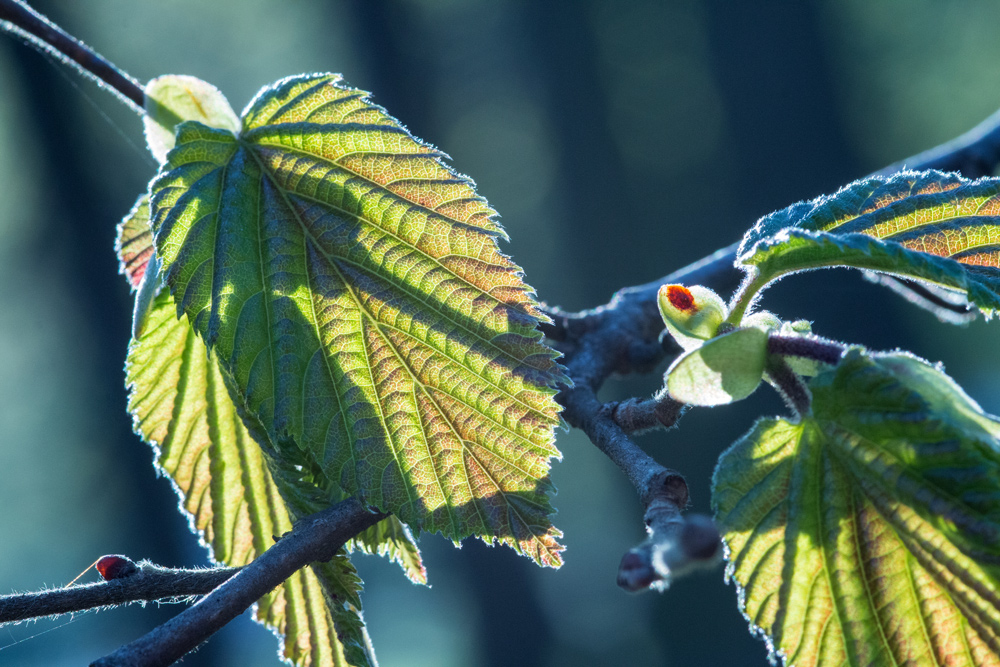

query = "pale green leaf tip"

[143,74,240,164]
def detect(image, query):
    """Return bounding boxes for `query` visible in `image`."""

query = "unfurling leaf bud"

[658,284,728,352]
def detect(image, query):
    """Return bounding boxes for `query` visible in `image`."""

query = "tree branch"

[0,563,240,625]
[0,0,144,112]
[1,497,382,667]
[90,497,383,667]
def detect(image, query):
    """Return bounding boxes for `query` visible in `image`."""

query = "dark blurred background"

[0,1,999,665]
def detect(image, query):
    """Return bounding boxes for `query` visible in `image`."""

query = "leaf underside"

[127,289,378,667]
[713,350,1000,667]
[738,170,1000,318]
[149,73,566,565]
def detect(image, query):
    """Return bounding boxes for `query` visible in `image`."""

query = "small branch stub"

[608,395,684,435]
[617,471,722,592]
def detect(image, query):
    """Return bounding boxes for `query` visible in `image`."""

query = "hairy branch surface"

[0,563,239,625]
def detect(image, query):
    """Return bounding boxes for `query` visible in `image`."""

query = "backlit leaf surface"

[713,349,1000,666]
[123,206,427,576]
[738,170,1000,318]
[149,73,566,564]
[116,194,153,289]
[126,290,375,667]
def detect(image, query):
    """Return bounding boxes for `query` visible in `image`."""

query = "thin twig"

[558,383,720,592]
[767,334,846,366]
[0,564,240,625]
[0,0,144,112]
[764,356,812,417]
[92,497,383,667]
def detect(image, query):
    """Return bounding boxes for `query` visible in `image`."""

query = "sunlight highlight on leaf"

[713,349,1000,666]
[149,73,567,565]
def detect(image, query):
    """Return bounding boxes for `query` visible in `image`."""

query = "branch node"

[607,396,684,435]
[617,512,722,593]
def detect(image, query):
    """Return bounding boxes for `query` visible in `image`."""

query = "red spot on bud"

[666,285,698,313]
[96,555,138,581]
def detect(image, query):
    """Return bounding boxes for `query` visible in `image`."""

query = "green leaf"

[126,289,377,667]
[143,75,240,164]
[118,191,426,570]
[713,349,1000,666]
[665,327,767,406]
[737,170,1000,319]
[115,194,154,290]
[350,514,427,585]
[149,73,567,565]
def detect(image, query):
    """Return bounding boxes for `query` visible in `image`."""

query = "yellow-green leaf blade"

[149,73,566,565]
[350,517,427,585]
[125,289,374,667]
[713,350,1000,666]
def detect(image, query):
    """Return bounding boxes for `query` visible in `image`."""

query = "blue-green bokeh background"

[1,1,999,664]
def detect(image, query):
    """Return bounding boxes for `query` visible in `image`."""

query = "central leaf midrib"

[810,427,851,665]
[900,550,941,666]
[243,145,421,516]
[847,487,900,667]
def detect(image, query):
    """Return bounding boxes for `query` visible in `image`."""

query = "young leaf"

[657,283,728,351]
[126,289,377,667]
[149,73,567,565]
[143,74,240,164]
[665,327,767,406]
[115,194,153,290]
[736,170,1000,319]
[713,349,1000,666]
